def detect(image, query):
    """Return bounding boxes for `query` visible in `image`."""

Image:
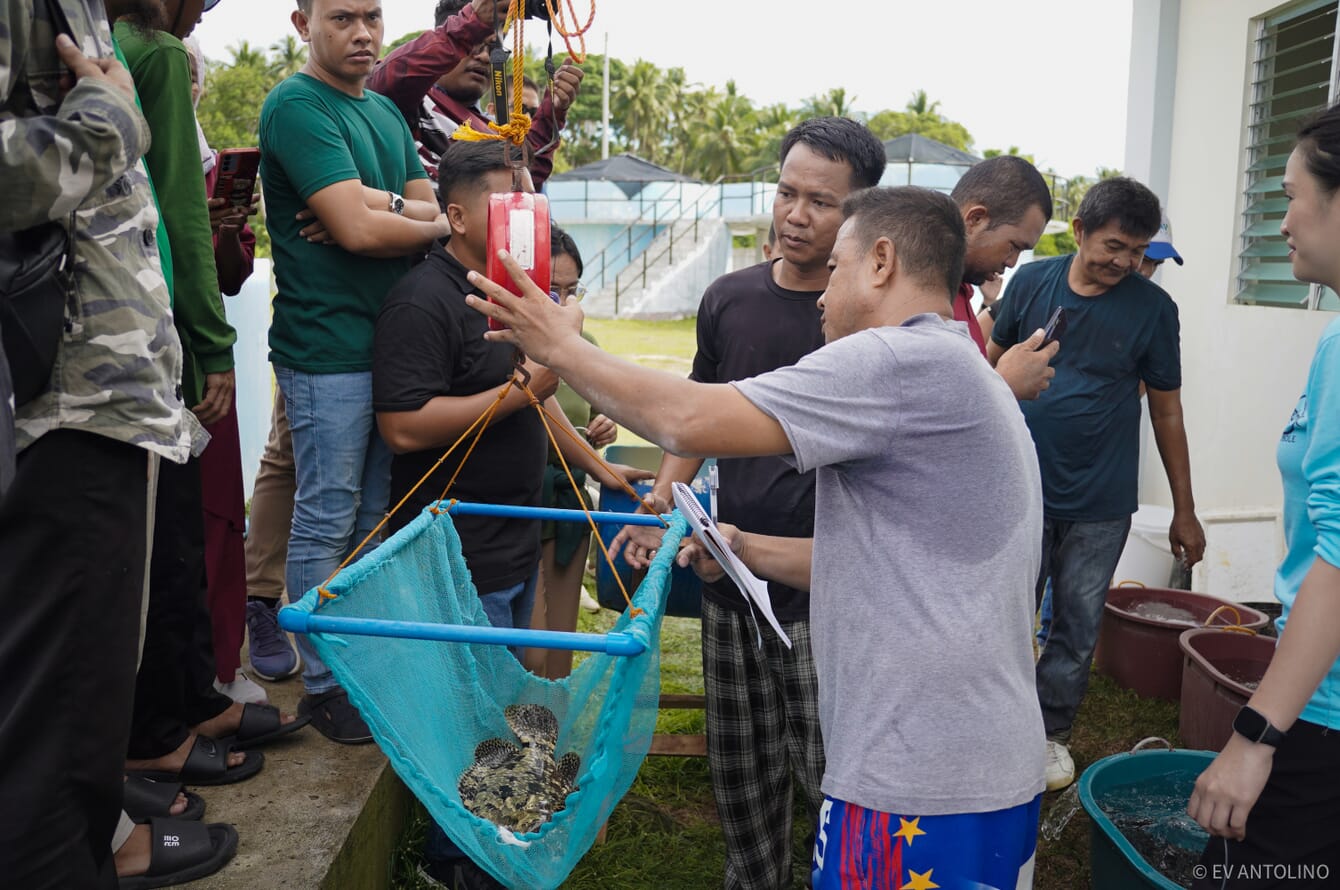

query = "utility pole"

[601,32,610,160]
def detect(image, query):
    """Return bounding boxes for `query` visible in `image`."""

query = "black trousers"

[0,430,148,890]
[1195,719,1340,889]
[127,455,232,759]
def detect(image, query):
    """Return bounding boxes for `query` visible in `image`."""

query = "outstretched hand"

[465,250,584,366]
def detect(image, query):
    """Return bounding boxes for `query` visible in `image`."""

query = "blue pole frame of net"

[277,501,678,658]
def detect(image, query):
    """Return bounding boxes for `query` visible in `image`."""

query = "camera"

[523,0,550,19]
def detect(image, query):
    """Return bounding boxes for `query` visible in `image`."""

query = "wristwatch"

[387,191,405,215]
[1233,705,1286,747]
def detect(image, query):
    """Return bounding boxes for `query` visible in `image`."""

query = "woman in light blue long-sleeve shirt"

[1187,106,1340,884]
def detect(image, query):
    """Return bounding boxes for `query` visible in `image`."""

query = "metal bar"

[278,610,647,656]
[442,501,673,526]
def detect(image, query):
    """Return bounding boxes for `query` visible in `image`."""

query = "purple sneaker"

[246,599,300,681]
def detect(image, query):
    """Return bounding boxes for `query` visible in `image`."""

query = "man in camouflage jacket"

[0,1,196,885]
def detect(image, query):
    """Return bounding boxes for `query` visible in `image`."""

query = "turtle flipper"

[473,737,522,768]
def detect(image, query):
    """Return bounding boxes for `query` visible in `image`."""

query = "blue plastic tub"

[594,446,713,618]
[1079,745,1215,890]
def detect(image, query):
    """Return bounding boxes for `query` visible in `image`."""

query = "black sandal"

[128,735,264,787]
[123,775,205,824]
[118,817,238,889]
[217,702,311,751]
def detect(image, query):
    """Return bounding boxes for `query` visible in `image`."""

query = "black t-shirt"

[372,246,547,592]
[690,261,824,621]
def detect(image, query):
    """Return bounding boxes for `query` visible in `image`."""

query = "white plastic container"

[1111,504,1177,587]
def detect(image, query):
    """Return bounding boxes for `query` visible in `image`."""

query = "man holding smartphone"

[259,0,452,743]
[988,177,1205,791]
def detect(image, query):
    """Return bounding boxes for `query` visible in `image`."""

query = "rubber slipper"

[217,702,311,751]
[123,775,205,824]
[128,735,264,787]
[117,817,238,890]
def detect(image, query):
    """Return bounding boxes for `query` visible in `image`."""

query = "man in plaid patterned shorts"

[613,116,887,890]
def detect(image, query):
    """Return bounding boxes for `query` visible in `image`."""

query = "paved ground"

[189,644,412,889]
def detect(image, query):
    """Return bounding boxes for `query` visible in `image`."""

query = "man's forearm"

[339,213,449,258]
[651,454,705,505]
[366,3,492,126]
[1151,413,1197,512]
[738,533,813,591]
[542,335,741,458]
[377,383,530,454]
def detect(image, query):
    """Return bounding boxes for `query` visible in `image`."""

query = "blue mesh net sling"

[278,371,688,890]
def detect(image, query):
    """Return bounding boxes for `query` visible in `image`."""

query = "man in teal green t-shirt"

[259,0,450,743]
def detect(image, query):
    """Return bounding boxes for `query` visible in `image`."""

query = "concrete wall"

[222,259,273,505]
[606,220,731,319]
[1127,0,1338,599]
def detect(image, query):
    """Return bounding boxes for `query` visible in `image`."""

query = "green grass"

[390,318,1185,889]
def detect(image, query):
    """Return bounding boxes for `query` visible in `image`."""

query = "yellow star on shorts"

[904,869,940,890]
[893,816,926,846]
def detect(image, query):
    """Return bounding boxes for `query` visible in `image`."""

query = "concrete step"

[189,653,415,889]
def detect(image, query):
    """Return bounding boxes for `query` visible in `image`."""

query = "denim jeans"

[1034,515,1131,740]
[275,366,392,695]
[1036,578,1054,648]
[425,570,539,869]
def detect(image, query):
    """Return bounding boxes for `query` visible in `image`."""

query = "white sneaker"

[579,585,602,613]
[1045,739,1075,791]
[214,671,269,706]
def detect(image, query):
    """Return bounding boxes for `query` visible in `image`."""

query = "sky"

[194,0,1135,178]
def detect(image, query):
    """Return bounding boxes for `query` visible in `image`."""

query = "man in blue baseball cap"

[1141,212,1184,276]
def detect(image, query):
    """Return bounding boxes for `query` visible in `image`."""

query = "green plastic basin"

[1078,747,1215,890]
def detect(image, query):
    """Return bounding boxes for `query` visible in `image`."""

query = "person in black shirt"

[612,117,887,890]
[371,139,647,887]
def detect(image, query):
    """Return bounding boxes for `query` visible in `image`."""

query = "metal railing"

[581,164,780,297]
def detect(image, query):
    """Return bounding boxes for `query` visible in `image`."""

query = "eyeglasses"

[522,105,539,117]
[549,284,587,302]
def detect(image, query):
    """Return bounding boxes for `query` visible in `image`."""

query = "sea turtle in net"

[457,704,581,834]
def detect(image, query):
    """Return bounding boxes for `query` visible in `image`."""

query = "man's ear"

[1071,216,1085,245]
[963,204,991,235]
[870,236,897,287]
[292,8,311,42]
[445,201,469,238]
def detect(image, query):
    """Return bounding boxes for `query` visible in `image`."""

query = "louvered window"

[1238,0,1339,308]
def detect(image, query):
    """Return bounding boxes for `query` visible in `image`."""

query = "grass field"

[391,318,1187,889]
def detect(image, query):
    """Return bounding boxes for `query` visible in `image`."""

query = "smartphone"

[1038,306,1067,349]
[213,148,260,209]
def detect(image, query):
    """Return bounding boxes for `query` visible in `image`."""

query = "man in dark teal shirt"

[259,0,450,744]
[989,177,1205,792]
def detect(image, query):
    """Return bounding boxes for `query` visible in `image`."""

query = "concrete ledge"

[190,670,414,889]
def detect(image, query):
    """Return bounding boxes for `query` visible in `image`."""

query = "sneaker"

[214,671,269,705]
[579,585,601,613]
[299,688,373,745]
[246,599,300,681]
[1045,739,1075,791]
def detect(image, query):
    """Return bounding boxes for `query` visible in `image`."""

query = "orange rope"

[316,381,515,600]
[543,0,595,63]
[317,365,668,618]
[521,381,645,613]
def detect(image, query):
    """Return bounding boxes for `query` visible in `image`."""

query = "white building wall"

[1128,0,1337,599]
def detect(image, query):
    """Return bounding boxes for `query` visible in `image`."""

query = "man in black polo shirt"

[613,117,887,890]
[371,138,647,888]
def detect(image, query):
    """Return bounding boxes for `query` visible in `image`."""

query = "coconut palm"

[268,35,307,79]
[614,59,672,162]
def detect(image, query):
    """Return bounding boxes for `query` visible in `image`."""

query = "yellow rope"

[451,0,530,146]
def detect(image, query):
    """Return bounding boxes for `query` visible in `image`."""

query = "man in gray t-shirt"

[466,186,1047,888]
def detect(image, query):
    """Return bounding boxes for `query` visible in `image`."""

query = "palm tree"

[905,89,939,117]
[228,40,266,69]
[614,59,672,162]
[685,81,759,180]
[268,35,307,79]
[801,87,855,120]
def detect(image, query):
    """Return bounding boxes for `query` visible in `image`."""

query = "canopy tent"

[551,153,703,198]
[879,134,981,191]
